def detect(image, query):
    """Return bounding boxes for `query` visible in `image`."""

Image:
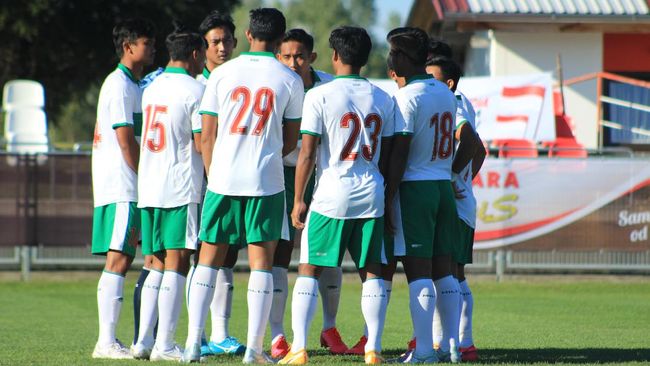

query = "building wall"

[490,31,602,148]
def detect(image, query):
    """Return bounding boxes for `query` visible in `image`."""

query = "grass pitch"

[0,272,649,365]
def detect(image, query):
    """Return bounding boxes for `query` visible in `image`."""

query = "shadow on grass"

[378,348,650,364]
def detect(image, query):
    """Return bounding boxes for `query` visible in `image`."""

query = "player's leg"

[350,217,388,364]
[182,192,238,362]
[92,202,138,359]
[431,182,461,363]
[133,255,153,347]
[270,239,293,358]
[208,246,244,355]
[242,192,284,363]
[318,266,347,354]
[456,219,477,362]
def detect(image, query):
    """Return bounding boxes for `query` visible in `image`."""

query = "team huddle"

[90,7,485,365]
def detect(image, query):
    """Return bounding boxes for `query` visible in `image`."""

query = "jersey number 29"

[230,86,275,136]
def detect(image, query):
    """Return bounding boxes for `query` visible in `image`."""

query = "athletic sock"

[155,271,185,350]
[362,281,390,338]
[459,279,474,348]
[133,267,150,345]
[289,276,319,352]
[97,270,125,346]
[319,267,342,331]
[362,278,387,353]
[210,267,234,343]
[269,266,289,340]
[408,278,436,356]
[136,269,163,347]
[433,303,443,346]
[185,265,217,349]
[185,265,195,303]
[247,270,274,353]
[434,275,461,352]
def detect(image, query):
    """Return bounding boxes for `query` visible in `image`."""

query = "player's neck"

[119,58,145,80]
[206,61,219,73]
[301,68,314,89]
[335,65,361,77]
[248,39,277,54]
[166,61,191,75]
[400,66,428,82]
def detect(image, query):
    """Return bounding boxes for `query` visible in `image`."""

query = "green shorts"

[300,211,384,269]
[199,190,285,246]
[141,203,199,255]
[91,202,140,257]
[283,165,316,241]
[454,218,475,265]
[393,180,458,258]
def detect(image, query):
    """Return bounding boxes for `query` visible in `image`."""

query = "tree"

[0,0,239,143]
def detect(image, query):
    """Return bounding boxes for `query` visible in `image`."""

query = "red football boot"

[345,335,367,355]
[460,344,478,362]
[319,327,348,355]
[407,338,416,351]
[271,335,290,359]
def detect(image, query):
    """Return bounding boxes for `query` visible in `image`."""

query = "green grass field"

[0,272,649,365]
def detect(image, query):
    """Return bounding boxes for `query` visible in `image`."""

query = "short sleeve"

[381,96,396,138]
[283,76,305,122]
[199,71,219,117]
[190,91,203,133]
[299,90,322,137]
[393,92,415,135]
[456,100,471,129]
[109,95,134,129]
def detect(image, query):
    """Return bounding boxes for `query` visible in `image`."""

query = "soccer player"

[130,23,206,361]
[271,28,347,358]
[427,56,485,362]
[193,10,246,357]
[91,17,155,359]
[384,27,458,363]
[279,26,393,365]
[182,8,303,364]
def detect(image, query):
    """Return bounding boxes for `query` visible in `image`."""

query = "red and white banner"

[475,158,650,251]
[457,73,556,142]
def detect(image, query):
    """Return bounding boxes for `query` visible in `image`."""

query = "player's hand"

[452,181,466,199]
[291,200,308,229]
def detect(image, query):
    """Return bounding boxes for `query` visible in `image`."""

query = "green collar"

[117,63,138,83]
[334,74,365,80]
[164,67,190,75]
[304,68,321,92]
[241,51,275,58]
[406,74,433,85]
[202,67,211,79]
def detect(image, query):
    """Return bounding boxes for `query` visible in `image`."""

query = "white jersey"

[283,69,334,167]
[92,64,143,207]
[200,52,304,196]
[196,66,210,86]
[301,75,396,219]
[393,74,457,181]
[455,91,478,228]
[137,67,205,208]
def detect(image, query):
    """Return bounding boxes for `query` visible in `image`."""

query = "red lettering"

[487,172,500,188]
[504,172,519,188]
[473,174,483,188]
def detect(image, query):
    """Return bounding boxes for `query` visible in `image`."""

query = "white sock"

[289,276,319,352]
[247,270,274,353]
[409,278,436,356]
[459,280,474,348]
[185,265,217,349]
[319,267,342,331]
[434,276,461,353]
[185,265,195,303]
[361,279,387,353]
[136,269,163,347]
[270,266,289,340]
[155,271,185,350]
[97,271,125,346]
[210,267,233,343]
[433,303,442,346]
[364,281,391,338]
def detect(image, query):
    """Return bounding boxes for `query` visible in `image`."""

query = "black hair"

[113,17,156,57]
[428,37,453,58]
[166,21,206,61]
[427,56,462,90]
[248,8,286,42]
[282,28,314,53]
[386,27,429,65]
[328,26,372,68]
[198,10,236,36]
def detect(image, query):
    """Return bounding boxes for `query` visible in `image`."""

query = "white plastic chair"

[2,80,45,111]
[4,108,48,141]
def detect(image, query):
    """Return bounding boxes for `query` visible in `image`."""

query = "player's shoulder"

[314,69,334,83]
[101,67,139,97]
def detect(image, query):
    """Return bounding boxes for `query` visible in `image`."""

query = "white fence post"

[20,246,31,281]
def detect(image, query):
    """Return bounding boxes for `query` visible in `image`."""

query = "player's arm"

[282,120,300,157]
[471,134,486,179]
[200,114,218,174]
[379,137,393,179]
[292,133,318,229]
[115,126,139,173]
[193,132,202,154]
[452,122,481,176]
